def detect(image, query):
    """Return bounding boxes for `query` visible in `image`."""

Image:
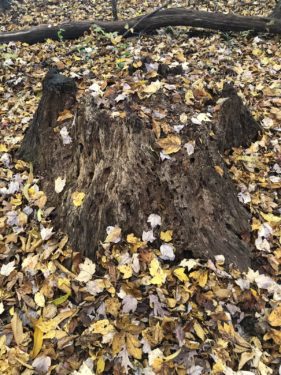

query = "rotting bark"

[18,71,262,270]
[1,7,281,44]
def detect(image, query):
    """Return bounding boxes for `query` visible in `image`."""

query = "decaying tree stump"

[18,71,262,270]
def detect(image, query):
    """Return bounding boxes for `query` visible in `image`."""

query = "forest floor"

[0,0,281,374]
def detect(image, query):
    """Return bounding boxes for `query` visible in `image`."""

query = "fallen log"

[18,70,262,270]
[1,7,281,44]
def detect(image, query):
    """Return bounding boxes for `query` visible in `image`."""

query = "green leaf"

[51,292,71,306]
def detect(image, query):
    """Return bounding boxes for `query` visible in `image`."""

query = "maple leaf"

[76,258,96,283]
[122,295,138,314]
[117,346,134,373]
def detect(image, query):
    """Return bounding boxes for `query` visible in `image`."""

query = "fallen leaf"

[157,134,181,155]
[11,313,25,346]
[214,165,224,176]
[72,191,85,207]
[55,176,66,193]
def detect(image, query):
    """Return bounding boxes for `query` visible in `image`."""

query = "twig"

[122,0,172,37]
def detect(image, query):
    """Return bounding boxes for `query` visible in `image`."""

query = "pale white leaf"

[122,295,138,313]
[0,302,4,314]
[118,346,134,373]
[235,278,250,290]
[160,152,172,161]
[147,214,161,228]
[32,356,51,373]
[238,191,251,204]
[184,141,195,156]
[179,258,198,271]
[40,226,54,241]
[255,237,270,252]
[76,258,96,283]
[0,261,15,276]
[60,126,72,145]
[55,176,66,193]
[86,279,105,296]
[174,125,185,133]
[142,230,155,243]
[160,243,175,261]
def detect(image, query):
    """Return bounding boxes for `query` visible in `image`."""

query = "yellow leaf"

[214,165,224,176]
[193,321,205,341]
[212,361,225,373]
[166,298,177,308]
[43,330,67,340]
[157,134,181,155]
[143,80,162,94]
[91,319,115,335]
[118,264,133,279]
[252,48,262,56]
[11,313,25,346]
[0,144,8,152]
[190,270,208,287]
[111,35,122,45]
[149,258,166,286]
[72,191,85,207]
[126,333,142,359]
[164,348,181,362]
[126,233,139,244]
[31,324,43,358]
[268,304,281,327]
[260,212,281,223]
[35,309,75,333]
[185,90,194,105]
[34,292,45,308]
[173,268,188,282]
[160,230,173,242]
[96,356,105,374]
[10,194,22,206]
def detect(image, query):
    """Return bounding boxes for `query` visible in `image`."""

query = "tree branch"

[1,8,281,44]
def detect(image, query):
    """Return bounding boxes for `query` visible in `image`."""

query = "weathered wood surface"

[18,71,262,270]
[1,7,281,44]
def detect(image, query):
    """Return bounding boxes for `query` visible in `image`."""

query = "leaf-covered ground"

[0,1,281,374]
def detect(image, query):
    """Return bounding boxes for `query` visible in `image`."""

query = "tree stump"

[18,71,262,270]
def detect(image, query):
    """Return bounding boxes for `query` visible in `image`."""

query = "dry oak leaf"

[268,304,281,327]
[157,134,181,155]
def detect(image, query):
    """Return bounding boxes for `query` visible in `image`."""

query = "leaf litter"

[0,0,281,374]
